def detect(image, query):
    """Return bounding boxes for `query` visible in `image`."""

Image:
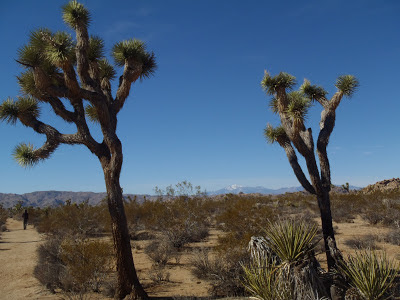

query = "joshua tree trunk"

[104,168,148,299]
[101,137,148,299]
[317,190,336,270]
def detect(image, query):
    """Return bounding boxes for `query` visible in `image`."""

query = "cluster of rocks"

[361,178,400,194]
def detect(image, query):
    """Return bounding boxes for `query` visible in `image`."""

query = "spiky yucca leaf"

[17,45,43,68]
[264,124,287,144]
[13,143,39,167]
[0,98,19,125]
[29,28,52,50]
[140,51,157,80]
[269,97,279,114]
[261,71,296,95]
[112,39,147,67]
[98,58,116,80]
[242,258,292,300]
[335,75,359,97]
[286,92,311,127]
[16,96,40,119]
[45,31,76,66]
[17,70,39,97]
[85,104,99,123]
[88,36,104,62]
[300,79,328,101]
[339,250,398,300]
[264,219,318,264]
[62,0,90,29]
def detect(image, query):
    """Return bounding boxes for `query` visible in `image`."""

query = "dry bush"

[148,265,170,283]
[384,230,400,246]
[36,201,109,237]
[34,235,65,292]
[344,235,380,250]
[60,238,114,292]
[145,239,175,266]
[34,234,113,294]
[191,246,249,297]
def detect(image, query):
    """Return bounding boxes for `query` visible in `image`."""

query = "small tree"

[262,71,358,270]
[0,1,156,298]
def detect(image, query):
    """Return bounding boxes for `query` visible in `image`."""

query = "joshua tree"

[262,71,358,270]
[0,1,156,298]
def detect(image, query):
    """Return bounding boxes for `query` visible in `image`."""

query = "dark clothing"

[22,211,28,230]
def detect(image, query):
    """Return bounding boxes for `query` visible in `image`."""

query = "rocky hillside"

[0,191,152,208]
[361,178,400,194]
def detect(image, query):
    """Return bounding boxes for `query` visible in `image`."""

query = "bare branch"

[278,138,316,194]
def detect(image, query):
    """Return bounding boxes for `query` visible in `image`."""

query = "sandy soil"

[0,216,398,299]
[0,218,54,300]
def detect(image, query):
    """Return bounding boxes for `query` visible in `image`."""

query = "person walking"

[22,209,29,230]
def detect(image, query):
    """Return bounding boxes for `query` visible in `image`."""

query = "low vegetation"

[15,183,398,298]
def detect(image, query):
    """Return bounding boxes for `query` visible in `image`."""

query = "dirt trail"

[0,218,54,300]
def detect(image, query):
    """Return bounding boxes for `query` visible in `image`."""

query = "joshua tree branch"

[278,139,316,194]
[114,61,142,113]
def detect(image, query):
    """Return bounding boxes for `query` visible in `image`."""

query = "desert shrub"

[148,265,170,283]
[34,234,113,293]
[36,201,109,237]
[338,250,399,300]
[60,238,114,292]
[126,190,211,249]
[145,239,174,266]
[344,235,380,250]
[34,235,65,292]
[384,230,400,246]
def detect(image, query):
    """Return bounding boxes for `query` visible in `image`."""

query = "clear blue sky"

[1,0,399,194]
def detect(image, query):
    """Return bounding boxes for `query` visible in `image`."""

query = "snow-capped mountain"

[209,185,303,195]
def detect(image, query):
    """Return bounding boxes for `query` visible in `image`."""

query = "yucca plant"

[339,250,399,300]
[242,219,328,300]
[242,256,292,300]
[264,218,318,265]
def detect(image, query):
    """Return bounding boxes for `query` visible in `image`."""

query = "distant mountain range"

[0,191,152,208]
[0,183,363,208]
[208,184,304,195]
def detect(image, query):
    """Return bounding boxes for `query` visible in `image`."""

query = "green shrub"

[339,250,399,300]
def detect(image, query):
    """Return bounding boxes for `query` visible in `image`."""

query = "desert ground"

[0,214,399,299]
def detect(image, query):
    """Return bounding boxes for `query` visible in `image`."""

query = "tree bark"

[316,190,336,271]
[104,165,148,299]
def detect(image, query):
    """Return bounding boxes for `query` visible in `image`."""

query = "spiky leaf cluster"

[16,96,40,120]
[112,39,147,65]
[45,31,76,66]
[269,97,279,114]
[17,70,40,97]
[264,124,287,144]
[261,72,296,95]
[13,143,39,167]
[0,98,19,124]
[286,91,311,126]
[85,104,99,123]
[300,79,328,101]
[263,219,318,264]
[0,97,40,125]
[98,59,116,81]
[140,52,157,80]
[88,36,104,62]
[335,75,359,97]
[62,0,91,29]
[338,250,398,300]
